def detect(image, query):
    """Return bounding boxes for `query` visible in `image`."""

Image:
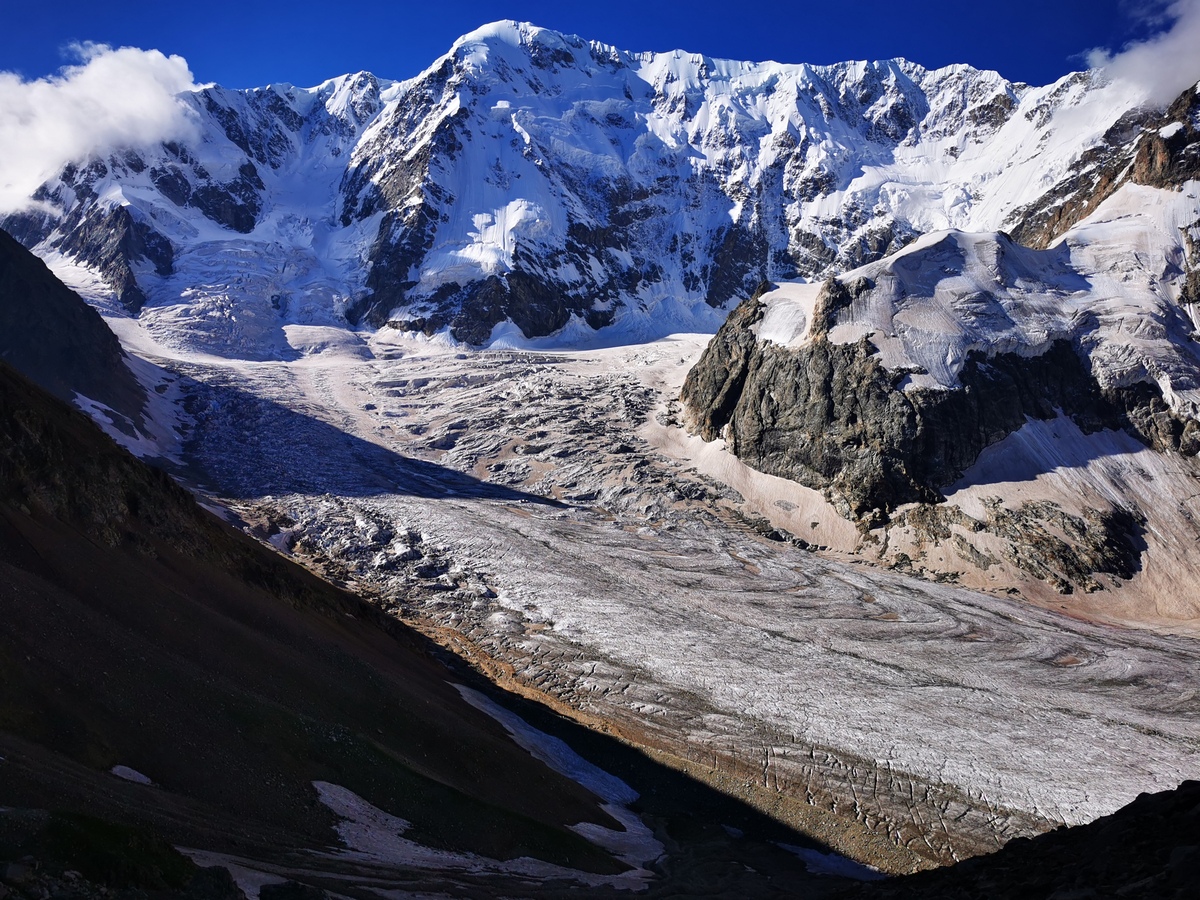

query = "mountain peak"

[1,18,1177,359]
[455,19,567,45]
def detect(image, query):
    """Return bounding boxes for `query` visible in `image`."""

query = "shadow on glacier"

[887,231,1092,298]
[430,635,889,892]
[174,372,563,505]
[945,414,1154,491]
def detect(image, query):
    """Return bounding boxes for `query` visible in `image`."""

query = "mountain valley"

[2,18,1200,897]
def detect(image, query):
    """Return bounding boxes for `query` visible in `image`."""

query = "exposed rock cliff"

[679,148,1200,603]
[1006,79,1200,249]
[683,220,1200,525]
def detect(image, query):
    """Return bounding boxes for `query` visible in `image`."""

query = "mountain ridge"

[1,20,1158,357]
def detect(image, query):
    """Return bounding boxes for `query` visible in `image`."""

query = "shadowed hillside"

[0,228,146,432]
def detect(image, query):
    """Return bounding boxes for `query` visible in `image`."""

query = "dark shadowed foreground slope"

[841,780,1200,899]
[0,225,629,873]
[0,359,851,897]
[0,229,146,432]
[0,358,628,869]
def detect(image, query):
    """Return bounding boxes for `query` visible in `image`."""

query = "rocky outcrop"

[3,161,176,314]
[1004,108,1142,250]
[390,271,576,344]
[1007,79,1200,249]
[1131,83,1200,189]
[682,279,1199,523]
[53,203,173,313]
[893,499,1147,594]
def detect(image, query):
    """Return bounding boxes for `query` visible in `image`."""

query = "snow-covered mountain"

[682,76,1200,505]
[2,20,1178,357]
[6,21,1200,868]
[679,80,1200,599]
[7,18,1200,597]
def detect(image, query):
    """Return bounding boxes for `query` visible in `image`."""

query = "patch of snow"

[755,282,820,346]
[282,325,374,359]
[72,393,162,459]
[776,843,887,880]
[454,685,663,869]
[177,851,287,900]
[485,319,534,350]
[311,780,653,889]
[110,765,153,785]
[313,781,413,848]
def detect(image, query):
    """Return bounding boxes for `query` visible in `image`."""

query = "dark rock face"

[840,779,1200,900]
[201,89,301,170]
[705,221,770,309]
[684,308,940,521]
[182,161,264,235]
[1181,220,1200,309]
[1131,85,1200,189]
[3,161,176,314]
[53,203,173,313]
[0,227,146,431]
[1004,108,1143,250]
[681,281,1198,523]
[0,809,247,900]
[372,272,574,343]
[894,499,1147,594]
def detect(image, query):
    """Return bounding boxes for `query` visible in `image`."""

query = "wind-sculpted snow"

[121,324,1200,870]
[3,21,1172,354]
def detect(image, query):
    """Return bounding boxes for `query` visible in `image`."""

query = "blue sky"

[0,0,1171,89]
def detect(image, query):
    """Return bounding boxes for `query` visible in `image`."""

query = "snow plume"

[0,44,200,213]
[1088,0,1200,106]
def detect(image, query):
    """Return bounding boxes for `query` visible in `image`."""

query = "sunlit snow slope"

[3,20,1176,356]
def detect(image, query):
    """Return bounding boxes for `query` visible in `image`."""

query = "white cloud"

[0,44,200,214]
[1087,0,1200,106]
